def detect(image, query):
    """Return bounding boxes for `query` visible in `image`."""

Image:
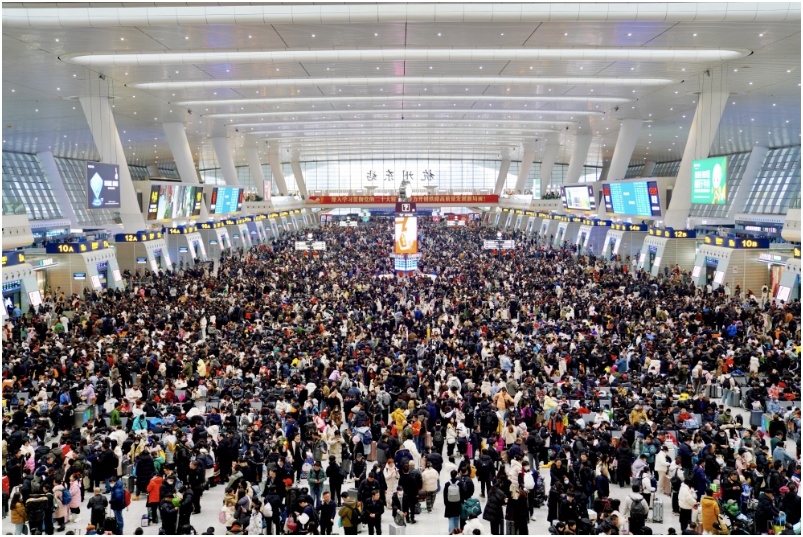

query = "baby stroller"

[532,473,547,508]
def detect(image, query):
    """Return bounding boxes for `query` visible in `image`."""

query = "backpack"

[123,489,132,508]
[349,506,362,525]
[447,481,462,503]
[61,487,72,505]
[461,497,482,520]
[629,496,648,519]
[433,429,444,445]
[362,429,373,445]
[203,454,215,469]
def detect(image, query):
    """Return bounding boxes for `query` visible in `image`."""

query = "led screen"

[601,181,662,217]
[561,185,596,210]
[146,185,202,220]
[394,216,418,254]
[209,187,244,215]
[86,162,121,209]
[691,156,727,204]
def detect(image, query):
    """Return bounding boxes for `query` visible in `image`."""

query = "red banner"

[307,194,498,205]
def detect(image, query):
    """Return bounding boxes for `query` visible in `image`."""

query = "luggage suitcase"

[367,441,377,462]
[652,497,664,523]
[347,487,359,501]
[389,523,407,535]
[104,516,119,533]
[125,475,136,493]
[141,514,150,527]
[708,385,722,399]
[377,447,388,465]
[750,410,763,427]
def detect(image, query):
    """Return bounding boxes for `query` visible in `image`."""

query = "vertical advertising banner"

[86,162,121,209]
[691,156,728,204]
[394,216,418,254]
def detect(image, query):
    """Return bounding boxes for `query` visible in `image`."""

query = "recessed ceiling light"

[479,66,483,69]
[311,34,315,38]
[185,36,189,40]
[627,33,632,36]
[693,33,697,37]
[733,69,738,72]
[120,37,125,41]
[55,38,59,42]
[374,33,378,37]
[437,33,442,37]
[759,33,764,37]
[564,33,568,36]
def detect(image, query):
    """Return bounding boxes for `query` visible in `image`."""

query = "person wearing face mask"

[391,486,411,527]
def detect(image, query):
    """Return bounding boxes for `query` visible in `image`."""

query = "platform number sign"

[395,202,417,214]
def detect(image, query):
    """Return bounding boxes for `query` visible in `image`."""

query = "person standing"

[443,470,463,534]
[326,456,346,506]
[338,491,360,536]
[307,460,327,507]
[507,488,530,535]
[318,490,337,535]
[421,461,439,513]
[109,476,126,535]
[160,491,179,535]
[86,487,109,530]
[482,481,507,535]
[382,459,400,507]
[364,489,385,535]
[678,478,697,532]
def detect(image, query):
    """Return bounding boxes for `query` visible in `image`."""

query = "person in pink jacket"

[54,482,70,531]
[68,473,82,523]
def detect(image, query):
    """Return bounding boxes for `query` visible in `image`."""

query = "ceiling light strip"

[135,76,675,90]
[63,48,749,67]
[209,109,597,120]
[233,118,568,128]
[175,95,631,106]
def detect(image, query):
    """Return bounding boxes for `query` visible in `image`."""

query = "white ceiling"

[2,3,800,172]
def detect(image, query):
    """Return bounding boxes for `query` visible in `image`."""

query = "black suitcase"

[105,516,119,533]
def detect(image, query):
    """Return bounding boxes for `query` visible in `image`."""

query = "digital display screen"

[209,187,244,215]
[90,275,102,289]
[112,269,122,282]
[73,272,86,280]
[691,156,727,204]
[691,266,701,279]
[146,185,202,220]
[136,257,147,264]
[28,290,43,307]
[601,181,662,217]
[776,286,791,302]
[86,162,121,209]
[179,247,189,253]
[561,185,596,211]
[394,216,418,255]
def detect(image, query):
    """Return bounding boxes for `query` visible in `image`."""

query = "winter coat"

[135,452,156,491]
[10,501,28,524]
[679,483,697,510]
[443,480,463,518]
[147,475,163,505]
[701,496,720,532]
[483,487,506,523]
[421,467,439,492]
[54,484,70,520]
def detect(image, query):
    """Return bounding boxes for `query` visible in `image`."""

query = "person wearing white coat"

[678,481,698,532]
[654,446,671,496]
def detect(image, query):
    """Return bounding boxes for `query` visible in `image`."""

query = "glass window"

[744,146,801,215]
[1,152,62,220]
[624,164,644,179]
[652,160,682,177]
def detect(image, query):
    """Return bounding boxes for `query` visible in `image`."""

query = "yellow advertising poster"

[394,216,418,254]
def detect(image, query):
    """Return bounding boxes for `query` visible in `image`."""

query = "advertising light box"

[561,185,596,211]
[691,156,727,204]
[86,162,121,209]
[394,216,418,255]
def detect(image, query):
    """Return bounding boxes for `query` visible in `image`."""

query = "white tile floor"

[51,405,797,536]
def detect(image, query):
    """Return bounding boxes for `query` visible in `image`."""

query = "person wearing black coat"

[391,487,412,525]
[363,489,385,535]
[506,488,530,535]
[134,450,156,499]
[755,491,781,533]
[160,493,179,535]
[781,484,801,525]
[615,444,633,487]
[482,482,507,535]
[547,483,563,523]
[177,486,194,528]
[398,466,421,524]
[325,456,345,506]
[559,492,579,522]
[596,470,611,501]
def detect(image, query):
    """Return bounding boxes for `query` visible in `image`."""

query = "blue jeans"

[114,509,124,535]
[448,516,460,533]
[310,485,322,507]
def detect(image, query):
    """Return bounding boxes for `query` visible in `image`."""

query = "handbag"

[394,512,407,526]
[414,502,421,515]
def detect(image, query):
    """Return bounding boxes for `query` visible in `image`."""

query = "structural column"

[565,133,593,185]
[244,145,268,201]
[606,119,643,182]
[493,152,511,195]
[665,66,729,229]
[146,164,159,177]
[290,150,309,199]
[727,145,768,220]
[211,137,240,187]
[539,133,560,197]
[79,85,146,233]
[642,160,656,177]
[514,141,536,193]
[268,143,289,196]
[37,151,79,229]
[163,122,210,220]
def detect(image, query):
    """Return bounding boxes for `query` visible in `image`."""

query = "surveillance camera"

[187,109,192,115]
[614,106,619,112]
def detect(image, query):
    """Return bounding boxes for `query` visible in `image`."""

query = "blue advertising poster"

[86,162,121,209]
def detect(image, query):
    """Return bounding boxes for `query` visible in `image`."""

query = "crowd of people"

[1,218,800,536]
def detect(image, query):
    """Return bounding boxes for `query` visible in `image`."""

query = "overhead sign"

[612,223,650,232]
[1,251,26,268]
[45,240,111,254]
[395,202,417,214]
[691,156,728,204]
[294,241,327,251]
[649,228,697,239]
[309,194,498,206]
[115,231,164,243]
[86,162,121,209]
[703,235,770,249]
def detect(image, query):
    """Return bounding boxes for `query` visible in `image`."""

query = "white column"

[727,145,768,220]
[665,67,729,229]
[211,137,240,187]
[606,119,643,182]
[37,150,79,228]
[79,89,146,233]
[642,160,656,177]
[268,143,288,196]
[244,146,268,200]
[539,133,560,197]
[291,150,309,199]
[514,141,536,193]
[163,122,210,220]
[565,133,593,185]
[494,153,511,195]
[146,164,159,177]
